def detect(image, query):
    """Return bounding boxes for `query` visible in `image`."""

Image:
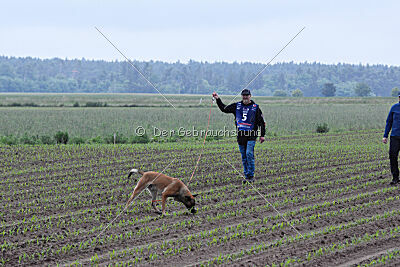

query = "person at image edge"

[383,91,400,186]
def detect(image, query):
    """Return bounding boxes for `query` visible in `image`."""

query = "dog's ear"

[192,194,199,198]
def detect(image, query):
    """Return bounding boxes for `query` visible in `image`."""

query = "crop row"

[6,183,398,265]
[1,165,390,240]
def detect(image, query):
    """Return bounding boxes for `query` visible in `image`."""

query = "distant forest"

[0,56,399,96]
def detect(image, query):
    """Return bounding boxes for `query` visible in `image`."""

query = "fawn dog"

[125,169,198,215]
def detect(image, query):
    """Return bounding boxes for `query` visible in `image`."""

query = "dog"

[125,169,198,215]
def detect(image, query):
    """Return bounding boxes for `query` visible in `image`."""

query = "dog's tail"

[128,168,144,178]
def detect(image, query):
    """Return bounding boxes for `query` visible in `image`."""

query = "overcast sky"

[1,0,399,65]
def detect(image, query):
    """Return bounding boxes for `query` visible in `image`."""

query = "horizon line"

[0,55,399,68]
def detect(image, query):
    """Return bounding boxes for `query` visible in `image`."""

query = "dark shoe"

[390,179,400,185]
[242,177,254,185]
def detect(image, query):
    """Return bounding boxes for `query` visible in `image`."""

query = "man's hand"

[212,91,219,100]
[383,137,388,144]
[260,137,265,143]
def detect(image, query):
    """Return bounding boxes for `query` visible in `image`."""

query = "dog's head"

[175,194,198,214]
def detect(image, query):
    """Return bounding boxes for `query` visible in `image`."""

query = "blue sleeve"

[384,107,394,138]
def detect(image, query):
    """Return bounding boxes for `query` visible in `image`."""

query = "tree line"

[0,56,399,96]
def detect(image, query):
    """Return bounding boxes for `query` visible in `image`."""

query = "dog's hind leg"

[148,185,162,214]
[125,179,148,208]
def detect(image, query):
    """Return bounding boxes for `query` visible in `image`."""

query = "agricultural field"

[0,94,395,139]
[0,93,395,107]
[2,130,400,266]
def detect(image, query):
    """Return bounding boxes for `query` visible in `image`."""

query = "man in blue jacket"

[383,92,400,185]
[212,89,266,184]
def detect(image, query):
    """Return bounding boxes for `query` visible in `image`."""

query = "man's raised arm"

[212,91,236,114]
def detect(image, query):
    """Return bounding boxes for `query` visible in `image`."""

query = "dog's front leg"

[161,194,168,216]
